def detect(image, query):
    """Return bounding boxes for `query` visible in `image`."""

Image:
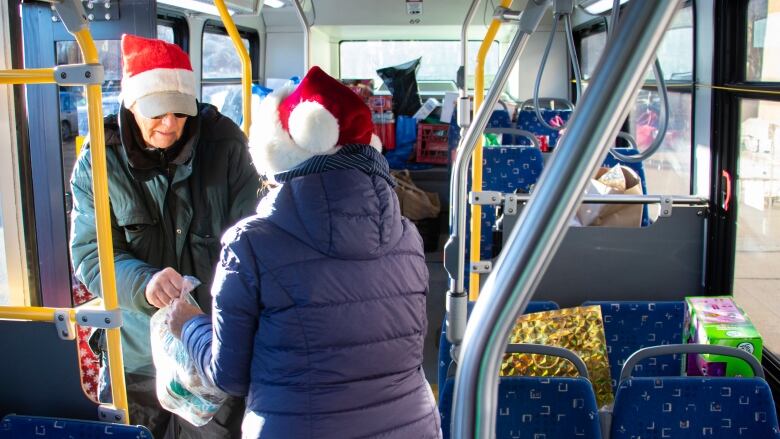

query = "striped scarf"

[273,144,396,188]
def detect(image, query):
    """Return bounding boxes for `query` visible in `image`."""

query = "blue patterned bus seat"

[439,376,601,439]
[0,415,153,439]
[611,377,780,438]
[515,108,572,150]
[464,146,544,268]
[438,300,559,401]
[584,301,685,391]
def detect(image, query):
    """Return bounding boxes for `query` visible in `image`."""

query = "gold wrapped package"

[500,305,614,407]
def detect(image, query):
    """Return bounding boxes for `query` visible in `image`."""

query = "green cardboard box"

[684,296,762,377]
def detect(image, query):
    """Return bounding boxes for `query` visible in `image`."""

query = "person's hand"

[145,267,184,308]
[167,298,204,339]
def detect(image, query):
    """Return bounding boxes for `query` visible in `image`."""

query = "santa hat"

[120,34,197,118]
[249,66,382,175]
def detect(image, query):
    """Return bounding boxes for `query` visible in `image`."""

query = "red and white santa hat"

[120,34,197,118]
[249,66,381,175]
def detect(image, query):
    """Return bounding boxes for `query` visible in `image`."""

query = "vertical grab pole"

[213,0,252,135]
[469,0,514,301]
[446,0,481,368]
[444,0,549,356]
[451,1,682,437]
[291,0,310,72]
[73,27,129,423]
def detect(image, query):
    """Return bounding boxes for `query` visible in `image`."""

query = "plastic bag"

[377,58,422,117]
[150,276,227,427]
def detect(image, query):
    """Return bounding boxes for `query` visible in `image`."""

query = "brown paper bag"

[577,165,643,227]
[391,170,441,221]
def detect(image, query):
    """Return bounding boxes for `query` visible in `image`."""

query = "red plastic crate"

[415,123,450,165]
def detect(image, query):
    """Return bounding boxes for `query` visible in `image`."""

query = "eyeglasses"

[150,112,189,120]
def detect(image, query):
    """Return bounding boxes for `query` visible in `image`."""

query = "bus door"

[21,1,156,308]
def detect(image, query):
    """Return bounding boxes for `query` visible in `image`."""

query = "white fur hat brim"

[249,85,345,176]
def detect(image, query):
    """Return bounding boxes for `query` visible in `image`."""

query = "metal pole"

[291,0,310,71]
[451,1,682,438]
[459,0,480,98]
[444,0,549,348]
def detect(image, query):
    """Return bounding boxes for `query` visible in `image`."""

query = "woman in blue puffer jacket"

[169,66,442,439]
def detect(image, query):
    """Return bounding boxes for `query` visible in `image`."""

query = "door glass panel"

[747,0,780,82]
[0,190,8,305]
[734,99,780,354]
[56,40,121,189]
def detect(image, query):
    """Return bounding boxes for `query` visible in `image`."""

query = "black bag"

[377,58,423,117]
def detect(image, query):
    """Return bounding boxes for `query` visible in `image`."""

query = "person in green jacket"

[69,34,261,438]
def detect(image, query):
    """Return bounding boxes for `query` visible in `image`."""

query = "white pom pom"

[288,101,339,154]
[369,133,383,152]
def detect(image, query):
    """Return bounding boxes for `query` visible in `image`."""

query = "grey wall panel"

[503,206,707,307]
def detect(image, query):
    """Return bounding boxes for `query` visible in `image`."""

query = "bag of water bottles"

[149,276,226,426]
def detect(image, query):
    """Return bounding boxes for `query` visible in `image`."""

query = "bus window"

[55,40,122,189]
[339,40,499,92]
[577,6,693,203]
[157,24,175,44]
[580,31,606,81]
[201,24,258,126]
[747,0,780,82]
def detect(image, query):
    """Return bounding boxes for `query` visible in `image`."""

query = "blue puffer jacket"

[183,168,441,438]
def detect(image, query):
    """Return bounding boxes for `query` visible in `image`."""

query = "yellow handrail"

[0,68,55,84]
[470,0,513,300]
[0,306,73,321]
[74,27,129,423]
[214,0,252,135]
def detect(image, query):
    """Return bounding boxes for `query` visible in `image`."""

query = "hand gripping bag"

[150,276,227,426]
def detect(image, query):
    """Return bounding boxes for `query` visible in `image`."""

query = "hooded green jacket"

[70,103,261,375]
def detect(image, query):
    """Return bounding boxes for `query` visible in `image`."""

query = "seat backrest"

[584,301,685,391]
[439,376,602,439]
[465,145,545,264]
[437,300,559,401]
[515,108,572,150]
[611,377,780,438]
[0,415,153,439]
[0,320,97,420]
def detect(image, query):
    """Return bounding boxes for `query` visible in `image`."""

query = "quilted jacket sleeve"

[182,231,260,396]
[69,148,158,314]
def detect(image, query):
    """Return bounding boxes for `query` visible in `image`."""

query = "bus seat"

[603,147,650,226]
[515,107,572,151]
[611,345,780,438]
[0,320,97,420]
[584,301,685,392]
[439,345,600,439]
[465,145,545,266]
[447,108,515,153]
[611,377,780,438]
[437,300,559,401]
[0,415,153,439]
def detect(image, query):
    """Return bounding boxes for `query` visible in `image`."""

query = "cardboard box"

[684,296,762,377]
